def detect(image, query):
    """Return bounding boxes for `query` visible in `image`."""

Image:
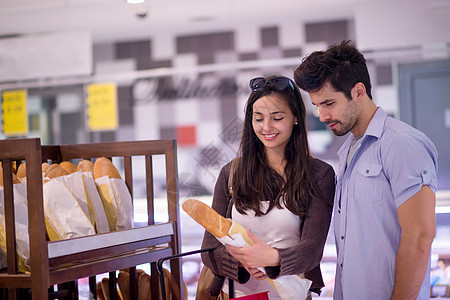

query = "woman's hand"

[244,266,267,280]
[226,229,280,269]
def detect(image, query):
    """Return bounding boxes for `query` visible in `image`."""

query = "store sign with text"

[1,89,28,136]
[86,83,118,131]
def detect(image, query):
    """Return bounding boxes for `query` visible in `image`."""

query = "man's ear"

[352,82,366,101]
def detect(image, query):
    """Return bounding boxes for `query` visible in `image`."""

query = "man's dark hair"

[294,40,372,100]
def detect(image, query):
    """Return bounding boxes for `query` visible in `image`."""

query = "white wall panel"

[0,31,92,82]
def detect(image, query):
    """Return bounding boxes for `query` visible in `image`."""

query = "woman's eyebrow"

[253,111,285,115]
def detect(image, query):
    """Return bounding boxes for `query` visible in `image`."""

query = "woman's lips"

[263,133,278,140]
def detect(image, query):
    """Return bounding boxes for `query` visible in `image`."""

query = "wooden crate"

[0,138,184,300]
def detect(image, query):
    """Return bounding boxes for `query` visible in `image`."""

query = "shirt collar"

[364,107,386,139]
[337,106,387,158]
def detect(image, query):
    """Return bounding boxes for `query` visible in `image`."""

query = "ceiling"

[0,0,378,44]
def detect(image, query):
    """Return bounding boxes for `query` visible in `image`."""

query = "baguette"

[44,164,60,177]
[0,165,21,186]
[117,269,146,300]
[59,161,77,174]
[46,165,69,179]
[100,278,110,300]
[137,272,151,300]
[96,282,106,300]
[16,162,27,179]
[77,159,94,173]
[2,161,18,174]
[94,157,121,179]
[42,162,51,175]
[182,199,232,238]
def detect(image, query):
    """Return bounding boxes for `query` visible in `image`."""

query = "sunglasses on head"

[249,76,295,92]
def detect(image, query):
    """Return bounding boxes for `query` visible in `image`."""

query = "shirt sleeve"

[382,131,438,208]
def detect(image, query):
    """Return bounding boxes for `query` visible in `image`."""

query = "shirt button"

[366,169,369,174]
[423,170,427,174]
[338,209,341,214]
[340,263,343,268]
[341,236,344,240]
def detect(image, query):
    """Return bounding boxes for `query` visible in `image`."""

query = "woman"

[200,75,335,299]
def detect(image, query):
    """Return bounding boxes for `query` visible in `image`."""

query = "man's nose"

[318,108,329,123]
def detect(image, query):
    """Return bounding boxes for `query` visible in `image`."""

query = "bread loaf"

[77,159,94,173]
[2,161,18,174]
[96,282,106,300]
[93,157,121,179]
[59,161,77,174]
[117,269,154,300]
[138,273,151,300]
[100,278,110,300]
[0,165,21,186]
[42,162,51,175]
[16,163,27,179]
[182,199,232,238]
[44,164,60,177]
[46,165,69,179]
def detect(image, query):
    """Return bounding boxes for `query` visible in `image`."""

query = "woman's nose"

[262,119,272,131]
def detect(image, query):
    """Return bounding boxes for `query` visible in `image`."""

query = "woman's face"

[252,94,296,155]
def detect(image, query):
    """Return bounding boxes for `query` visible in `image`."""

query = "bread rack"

[0,138,184,300]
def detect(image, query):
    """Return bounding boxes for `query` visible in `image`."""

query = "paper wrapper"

[82,173,110,233]
[95,176,133,231]
[43,178,96,240]
[59,171,110,234]
[216,220,312,300]
[0,183,32,272]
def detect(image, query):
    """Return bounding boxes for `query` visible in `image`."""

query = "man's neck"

[352,99,378,137]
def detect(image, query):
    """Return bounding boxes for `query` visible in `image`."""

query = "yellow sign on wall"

[2,90,28,136]
[86,82,118,131]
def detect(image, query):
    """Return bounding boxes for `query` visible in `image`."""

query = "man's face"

[309,82,359,136]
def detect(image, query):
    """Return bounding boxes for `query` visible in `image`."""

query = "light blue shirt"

[333,107,438,300]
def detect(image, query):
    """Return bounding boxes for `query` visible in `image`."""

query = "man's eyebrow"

[317,99,334,106]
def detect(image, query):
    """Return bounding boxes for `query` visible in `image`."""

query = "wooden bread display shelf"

[0,138,184,300]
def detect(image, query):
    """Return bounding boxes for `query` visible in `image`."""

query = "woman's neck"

[265,149,286,177]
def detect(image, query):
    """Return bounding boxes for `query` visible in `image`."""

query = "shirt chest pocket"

[354,162,384,204]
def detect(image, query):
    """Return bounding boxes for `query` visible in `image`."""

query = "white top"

[222,200,301,299]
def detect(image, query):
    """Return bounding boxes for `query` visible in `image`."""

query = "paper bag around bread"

[0,182,31,273]
[182,198,312,300]
[42,166,95,240]
[94,158,133,231]
[60,170,110,234]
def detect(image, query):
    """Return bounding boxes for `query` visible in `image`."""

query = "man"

[294,40,438,299]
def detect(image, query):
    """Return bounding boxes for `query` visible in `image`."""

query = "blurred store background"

[1,0,450,298]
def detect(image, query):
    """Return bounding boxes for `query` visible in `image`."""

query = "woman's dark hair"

[232,76,323,217]
[294,40,372,100]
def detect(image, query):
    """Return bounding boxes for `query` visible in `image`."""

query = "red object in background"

[231,291,270,300]
[176,125,196,146]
